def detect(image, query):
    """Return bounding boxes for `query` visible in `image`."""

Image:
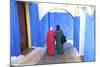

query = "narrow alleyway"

[11,43,81,66]
[36,43,81,65]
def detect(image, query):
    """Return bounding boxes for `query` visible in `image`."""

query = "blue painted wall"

[41,12,80,49]
[49,13,74,40]
[41,12,74,41]
[10,1,80,56]
[10,1,95,60]
[29,3,44,47]
[42,13,80,53]
[84,12,95,61]
[73,16,80,52]
[40,13,50,46]
[10,0,20,56]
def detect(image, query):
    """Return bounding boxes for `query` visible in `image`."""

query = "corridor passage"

[12,42,81,66]
[36,43,81,65]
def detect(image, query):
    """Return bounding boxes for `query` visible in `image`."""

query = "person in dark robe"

[55,25,64,54]
[46,27,56,56]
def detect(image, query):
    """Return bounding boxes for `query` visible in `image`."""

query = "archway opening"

[41,8,74,46]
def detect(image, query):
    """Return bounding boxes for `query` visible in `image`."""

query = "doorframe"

[17,1,29,53]
[25,2,32,48]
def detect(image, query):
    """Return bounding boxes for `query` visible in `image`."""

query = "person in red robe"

[46,27,56,56]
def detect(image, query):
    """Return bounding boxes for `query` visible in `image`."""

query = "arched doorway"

[41,8,75,46]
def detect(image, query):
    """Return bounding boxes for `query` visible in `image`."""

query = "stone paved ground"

[36,43,81,65]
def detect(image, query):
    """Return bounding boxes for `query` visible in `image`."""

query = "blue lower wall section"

[41,12,74,41]
[29,3,38,47]
[28,4,81,48]
[29,7,76,47]
[73,16,80,52]
[84,13,95,61]
[40,13,50,45]
[10,0,20,56]
[29,3,44,47]
[49,13,74,40]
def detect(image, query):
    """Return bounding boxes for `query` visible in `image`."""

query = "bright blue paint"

[41,12,80,52]
[29,3,44,47]
[10,1,95,60]
[10,1,81,56]
[84,12,95,62]
[29,3,39,47]
[50,13,74,40]
[42,12,74,40]
[10,0,20,56]
[73,16,80,52]
[40,13,50,46]
[41,12,76,47]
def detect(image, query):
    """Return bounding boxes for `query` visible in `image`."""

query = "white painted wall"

[17,0,96,6]
[86,6,95,16]
[79,6,95,55]
[79,7,86,55]
[38,3,79,20]
[49,9,68,13]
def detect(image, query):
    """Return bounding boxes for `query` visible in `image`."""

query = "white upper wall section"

[49,9,68,13]
[38,4,95,20]
[17,0,95,20]
[17,0,96,6]
[38,3,78,20]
